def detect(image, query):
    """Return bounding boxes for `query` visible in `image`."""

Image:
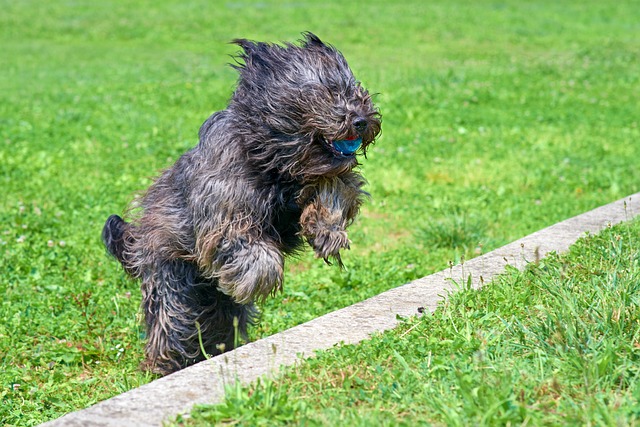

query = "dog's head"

[230,32,381,179]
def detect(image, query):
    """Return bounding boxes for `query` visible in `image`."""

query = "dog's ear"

[230,39,271,73]
[232,38,259,54]
[301,32,325,48]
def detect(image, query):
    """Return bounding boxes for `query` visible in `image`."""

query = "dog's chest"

[270,191,303,253]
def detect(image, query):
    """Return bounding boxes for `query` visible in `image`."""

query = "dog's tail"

[102,214,135,274]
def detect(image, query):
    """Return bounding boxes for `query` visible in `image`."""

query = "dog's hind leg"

[140,258,255,375]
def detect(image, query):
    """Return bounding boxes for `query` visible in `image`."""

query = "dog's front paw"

[308,228,350,267]
[300,201,352,267]
[216,241,284,304]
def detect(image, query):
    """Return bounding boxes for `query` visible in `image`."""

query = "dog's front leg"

[214,237,284,304]
[195,215,284,305]
[299,174,367,266]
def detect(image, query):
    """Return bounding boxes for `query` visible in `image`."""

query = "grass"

[1,0,639,425]
[179,218,640,426]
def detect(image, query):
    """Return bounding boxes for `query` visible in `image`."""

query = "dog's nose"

[353,117,367,134]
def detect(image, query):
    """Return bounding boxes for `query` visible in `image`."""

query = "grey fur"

[102,33,381,375]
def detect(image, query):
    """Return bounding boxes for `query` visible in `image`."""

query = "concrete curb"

[41,192,640,426]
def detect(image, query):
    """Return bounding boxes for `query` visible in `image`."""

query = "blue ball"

[333,137,362,155]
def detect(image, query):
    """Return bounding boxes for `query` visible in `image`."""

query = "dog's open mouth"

[323,135,362,157]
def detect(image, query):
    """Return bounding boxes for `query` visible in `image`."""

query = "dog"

[102,32,381,375]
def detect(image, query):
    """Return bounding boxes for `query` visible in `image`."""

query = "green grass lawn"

[180,217,640,426]
[1,0,639,425]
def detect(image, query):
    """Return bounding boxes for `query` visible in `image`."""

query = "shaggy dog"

[102,32,381,375]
